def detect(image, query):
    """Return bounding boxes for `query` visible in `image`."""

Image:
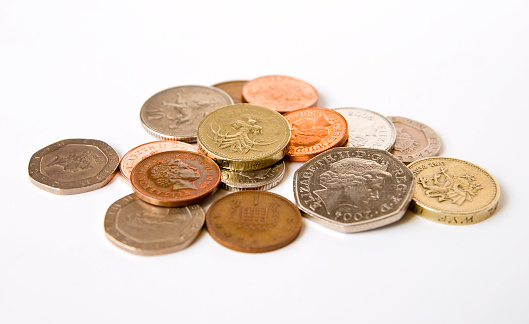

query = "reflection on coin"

[388,116,441,164]
[407,157,500,225]
[120,140,200,185]
[206,191,302,253]
[242,75,318,113]
[140,85,234,142]
[293,147,415,233]
[28,139,119,195]
[130,151,220,207]
[104,194,205,256]
[212,80,248,104]
[283,107,348,161]
[220,160,285,192]
[333,107,396,151]
[197,103,291,171]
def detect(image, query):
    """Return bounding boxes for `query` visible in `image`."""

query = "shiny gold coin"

[205,191,302,253]
[408,157,500,225]
[196,103,291,171]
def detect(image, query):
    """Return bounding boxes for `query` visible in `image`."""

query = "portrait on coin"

[148,159,201,190]
[290,114,332,147]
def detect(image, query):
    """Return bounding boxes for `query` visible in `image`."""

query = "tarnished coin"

[293,147,415,233]
[220,160,285,192]
[242,75,318,113]
[206,191,302,253]
[333,107,396,151]
[212,80,248,104]
[140,85,234,142]
[130,151,221,207]
[120,140,200,185]
[283,107,348,161]
[388,116,441,164]
[28,139,119,195]
[407,157,500,225]
[104,194,205,256]
[197,103,291,171]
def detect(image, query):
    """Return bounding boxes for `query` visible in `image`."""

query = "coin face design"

[212,80,248,104]
[130,151,220,207]
[104,194,205,255]
[140,85,234,142]
[28,139,119,195]
[197,103,291,171]
[242,75,318,113]
[333,107,396,151]
[294,147,415,233]
[220,160,285,192]
[388,116,441,163]
[283,107,348,161]
[407,157,500,225]
[120,140,200,185]
[206,191,302,253]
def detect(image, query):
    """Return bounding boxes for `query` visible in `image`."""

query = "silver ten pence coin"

[140,85,234,142]
[220,160,286,192]
[333,107,396,151]
[293,147,415,232]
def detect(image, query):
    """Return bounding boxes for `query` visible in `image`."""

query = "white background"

[1,1,528,323]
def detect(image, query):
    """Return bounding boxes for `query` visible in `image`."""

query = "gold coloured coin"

[408,157,500,225]
[196,103,291,171]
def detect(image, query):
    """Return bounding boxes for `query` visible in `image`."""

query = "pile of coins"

[28,75,501,255]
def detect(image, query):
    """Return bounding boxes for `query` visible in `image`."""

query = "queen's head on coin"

[314,157,392,215]
[148,159,200,190]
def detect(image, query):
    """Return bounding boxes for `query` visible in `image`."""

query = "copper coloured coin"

[283,107,348,161]
[130,151,220,207]
[212,80,248,104]
[242,75,318,113]
[120,140,200,185]
[206,191,302,253]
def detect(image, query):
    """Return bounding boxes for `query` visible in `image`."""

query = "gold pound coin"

[196,103,290,171]
[407,157,500,225]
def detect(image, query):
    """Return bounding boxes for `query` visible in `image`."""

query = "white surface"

[1,1,528,323]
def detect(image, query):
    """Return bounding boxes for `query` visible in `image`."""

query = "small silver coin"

[28,138,119,195]
[293,147,415,233]
[140,85,234,142]
[220,160,286,192]
[333,107,396,151]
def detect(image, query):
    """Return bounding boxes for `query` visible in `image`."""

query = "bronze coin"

[283,107,349,161]
[206,191,302,253]
[212,80,248,104]
[130,151,220,207]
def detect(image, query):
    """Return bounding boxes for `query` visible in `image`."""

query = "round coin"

[104,194,205,256]
[407,157,500,225]
[206,191,302,253]
[130,151,221,207]
[120,140,200,185]
[388,116,441,164]
[242,75,318,113]
[220,160,285,192]
[197,103,291,171]
[140,85,234,142]
[28,138,119,195]
[283,107,348,161]
[212,80,248,104]
[293,147,415,233]
[333,107,396,151]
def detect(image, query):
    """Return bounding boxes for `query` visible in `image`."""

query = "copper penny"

[242,75,318,113]
[120,140,200,185]
[130,151,220,207]
[283,107,348,161]
[212,80,248,104]
[206,191,302,253]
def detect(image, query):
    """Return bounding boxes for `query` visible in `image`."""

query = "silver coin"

[28,138,119,195]
[333,107,396,151]
[104,194,205,256]
[220,160,286,192]
[140,85,234,142]
[293,147,415,233]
